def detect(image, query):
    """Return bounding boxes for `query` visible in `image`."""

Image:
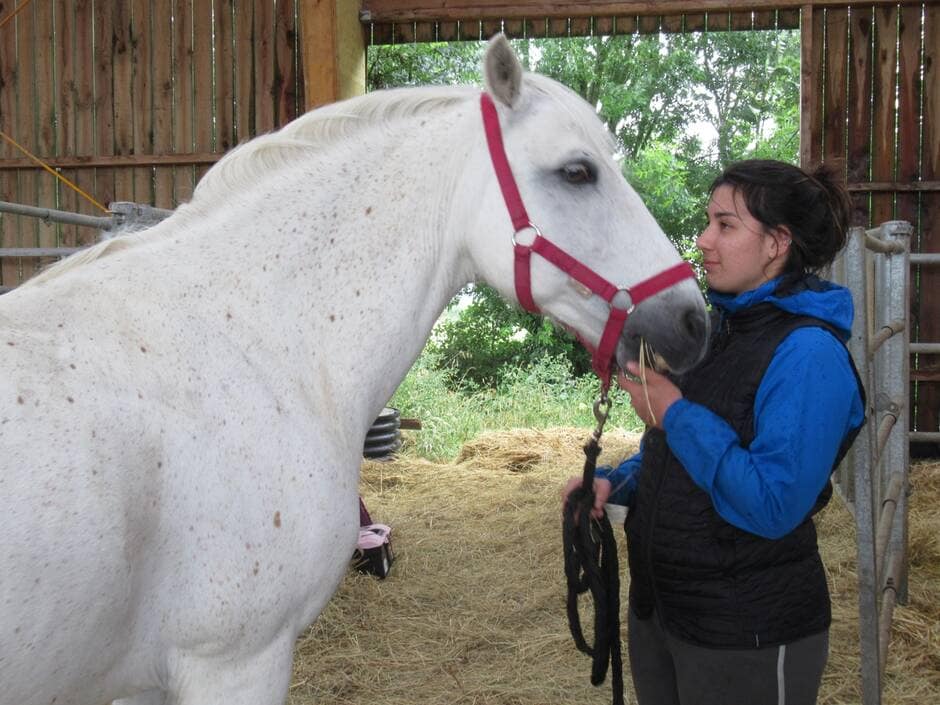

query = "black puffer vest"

[626,301,864,649]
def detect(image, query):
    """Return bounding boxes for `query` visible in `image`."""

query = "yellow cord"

[0,130,111,214]
[0,0,33,31]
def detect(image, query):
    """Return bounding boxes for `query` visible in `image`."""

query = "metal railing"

[832,220,913,705]
[0,200,173,293]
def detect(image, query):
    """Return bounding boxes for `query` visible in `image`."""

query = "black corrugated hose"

[562,437,625,705]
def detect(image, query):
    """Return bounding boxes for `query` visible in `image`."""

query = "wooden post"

[300,0,367,111]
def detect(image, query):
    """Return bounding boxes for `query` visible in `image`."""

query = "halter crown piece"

[479,93,695,391]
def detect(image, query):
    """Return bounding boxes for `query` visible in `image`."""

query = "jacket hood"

[709,275,855,341]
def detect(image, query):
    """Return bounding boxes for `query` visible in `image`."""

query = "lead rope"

[562,390,624,705]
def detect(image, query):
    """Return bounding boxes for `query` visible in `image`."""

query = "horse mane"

[191,85,476,206]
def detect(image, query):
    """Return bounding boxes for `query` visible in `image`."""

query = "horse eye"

[561,162,596,184]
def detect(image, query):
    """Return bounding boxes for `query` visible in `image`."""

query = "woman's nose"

[696,228,712,250]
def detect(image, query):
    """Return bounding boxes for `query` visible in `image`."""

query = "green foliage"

[367,42,483,89]
[427,284,590,391]
[391,351,639,461]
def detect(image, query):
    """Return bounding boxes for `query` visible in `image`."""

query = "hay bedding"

[288,429,940,705]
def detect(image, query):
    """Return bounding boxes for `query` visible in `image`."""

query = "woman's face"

[696,184,789,295]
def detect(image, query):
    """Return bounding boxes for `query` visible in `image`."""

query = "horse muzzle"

[618,284,709,375]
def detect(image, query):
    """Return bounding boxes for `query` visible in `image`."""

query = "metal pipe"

[910,253,940,265]
[0,200,113,230]
[869,319,905,355]
[878,550,903,679]
[910,343,940,354]
[875,410,899,465]
[875,472,904,581]
[910,431,940,443]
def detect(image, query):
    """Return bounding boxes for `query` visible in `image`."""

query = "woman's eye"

[561,162,596,184]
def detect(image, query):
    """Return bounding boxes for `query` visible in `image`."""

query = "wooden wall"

[801,3,939,439]
[0,0,306,285]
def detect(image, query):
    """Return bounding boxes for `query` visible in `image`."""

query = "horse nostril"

[682,307,707,343]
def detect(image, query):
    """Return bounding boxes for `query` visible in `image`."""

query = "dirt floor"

[287,428,940,705]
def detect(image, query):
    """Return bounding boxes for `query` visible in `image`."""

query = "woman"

[565,160,866,705]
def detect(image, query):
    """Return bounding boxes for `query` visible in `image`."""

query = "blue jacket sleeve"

[661,327,865,539]
[594,441,644,506]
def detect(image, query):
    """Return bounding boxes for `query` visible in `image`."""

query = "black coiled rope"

[562,436,624,705]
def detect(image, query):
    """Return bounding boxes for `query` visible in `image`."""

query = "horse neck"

[179,106,481,434]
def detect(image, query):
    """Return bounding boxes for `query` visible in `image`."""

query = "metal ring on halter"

[511,222,542,248]
[610,287,636,314]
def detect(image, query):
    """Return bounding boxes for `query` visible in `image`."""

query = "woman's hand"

[561,476,612,520]
[617,361,682,429]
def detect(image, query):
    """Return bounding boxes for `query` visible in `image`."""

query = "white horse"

[0,36,706,705]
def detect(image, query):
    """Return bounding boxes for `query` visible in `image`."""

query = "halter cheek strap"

[480,92,695,389]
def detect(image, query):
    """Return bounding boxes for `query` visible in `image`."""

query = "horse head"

[465,35,708,379]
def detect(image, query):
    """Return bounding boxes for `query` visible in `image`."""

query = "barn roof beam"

[359,0,919,24]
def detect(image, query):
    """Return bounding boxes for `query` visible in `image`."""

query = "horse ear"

[483,33,523,108]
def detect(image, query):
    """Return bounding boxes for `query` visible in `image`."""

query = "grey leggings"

[628,607,829,705]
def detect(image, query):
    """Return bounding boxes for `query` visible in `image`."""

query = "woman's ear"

[769,225,793,259]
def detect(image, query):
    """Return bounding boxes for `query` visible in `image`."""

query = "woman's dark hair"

[709,159,852,278]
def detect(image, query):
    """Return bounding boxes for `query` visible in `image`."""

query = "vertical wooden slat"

[871,6,898,228]
[0,6,22,284]
[730,10,753,31]
[547,17,569,38]
[72,0,98,245]
[216,0,235,152]
[502,18,524,38]
[459,19,482,40]
[414,21,436,41]
[569,16,590,36]
[55,0,80,246]
[661,15,684,33]
[753,10,775,30]
[706,12,730,32]
[895,5,920,230]
[824,8,848,170]
[234,1,255,141]
[593,16,614,35]
[152,0,174,208]
[481,19,502,39]
[638,14,659,34]
[273,0,295,124]
[94,0,116,210]
[16,3,38,280]
[32,0,58,277]
[918,4,940,436]
[192,0,214,168]
[113,1,135,207]
[847,6,873,226]
[255,0,275,132]
[173,0,195,204]
[778,9,800,29]
[683,13,706,32]
[131,0,154,204]
[800,4,822,167]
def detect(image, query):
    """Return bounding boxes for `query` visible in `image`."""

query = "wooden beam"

[300,0,367,111]
[359,0,921,24]
[0,154,223,170]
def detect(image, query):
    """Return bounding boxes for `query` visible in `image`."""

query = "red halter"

[479,93,695,390]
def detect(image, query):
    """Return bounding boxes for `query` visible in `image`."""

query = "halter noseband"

[479,92,695,390]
